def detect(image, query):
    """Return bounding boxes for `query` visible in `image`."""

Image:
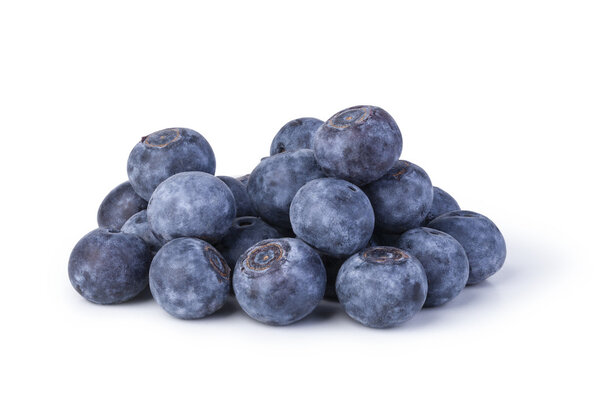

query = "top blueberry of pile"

[69,106,506,328]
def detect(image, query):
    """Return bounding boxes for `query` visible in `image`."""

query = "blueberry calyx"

[205,245,230,281]
[143,128,182,148]
[361,247,408,264]
[327,106,372,129]
[245,242,287,271]
[391,161,411,179]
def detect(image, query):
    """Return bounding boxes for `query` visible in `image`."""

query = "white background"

[1,1,598,398]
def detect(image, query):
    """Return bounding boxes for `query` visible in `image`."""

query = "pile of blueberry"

[68,105,506,328]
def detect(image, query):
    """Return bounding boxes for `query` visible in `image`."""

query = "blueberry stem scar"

[205,245,230,279]
[362,247,408,264]
[143,129,181,148]
[245,242,285,271]
[327,106,371,129]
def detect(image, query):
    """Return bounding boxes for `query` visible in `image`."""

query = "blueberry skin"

[247,149,326,228]
[363,160,434,234]
[127,128,216,200]
[233,238,326,326]
[428,210,506,285]
[394,227,469,307]
[336,247,427,328]
[237,174,250,186]
[97,181,147,230]
[147,171,236,243]
[270,117,323,155]
[216,216,282,269]
[68,228,152,304]
[149,238,230,319]
[121,210,165,254]
[290,178,375,257]
[313,105,402,186]
[218,176,256,217]
[422,187,460,225]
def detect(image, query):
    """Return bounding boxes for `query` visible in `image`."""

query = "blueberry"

[97,181,147,230]
[237,174,250,186]
[127,128,216,200]
[68,228,152,304]
[313,105,402,186]
[363,160,434,233]
[217,176,256,217]
[423,187,460,225]
[149,238,230,319]
[216,216,282,269]
[394,227,469,307]
[121,210,165,254]
[290,178,375,257]
[270,117,323,155]
[428,210,506,285]
[247,149,326,228]
[336,247,427,328]
[147,171,236,243]
[233,238,326,326]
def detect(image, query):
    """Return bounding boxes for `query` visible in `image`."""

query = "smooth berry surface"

[270,117,323,155]
[336,247,428,328]
[147,171,236,243]
[313,105,402,186]
[394,227,469,307]
[127,128,216,200]
[237,174,250,185]
[218,175,256,217]
[428,210,506,285]
[423,187,460,225]
[97,181,147,230]
[247,149,326,229]
[121,210,165,254]
[363,160,434,233]
[290,178,374,257]
[150,238,230,319]
[68,228,152,304]
[233,238,326,326]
